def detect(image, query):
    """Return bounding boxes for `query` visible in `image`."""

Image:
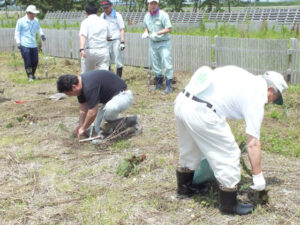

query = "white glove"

[250,172,266,191]
[120,43,125,51]
[150,32,158,39]
[142,31,149,39]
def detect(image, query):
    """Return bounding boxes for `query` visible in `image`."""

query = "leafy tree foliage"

[14,0,100,18]
[0,0,15,18]
[200,0,221,12]
[167,0,184,12]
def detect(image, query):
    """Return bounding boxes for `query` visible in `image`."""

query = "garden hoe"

[42,40,48,79]
[147,40,151,92]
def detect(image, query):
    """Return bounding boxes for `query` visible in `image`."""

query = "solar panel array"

[43,8,300,25]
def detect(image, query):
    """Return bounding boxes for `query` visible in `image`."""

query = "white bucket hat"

[263,71,288,105]
[26,5,40,14]
[147,0,159,3]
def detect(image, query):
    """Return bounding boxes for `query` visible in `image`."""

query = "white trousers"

[94,90,133,133]
[81,48,110,73]
[174,93,241,188]
[108,39,123,69]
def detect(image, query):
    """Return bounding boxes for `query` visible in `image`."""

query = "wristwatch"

[79,48,84,52]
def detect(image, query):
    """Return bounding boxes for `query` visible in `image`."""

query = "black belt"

[182,89,216,113]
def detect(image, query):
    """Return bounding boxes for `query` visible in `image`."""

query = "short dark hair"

[57,74,78,93]
[85,2,98,15]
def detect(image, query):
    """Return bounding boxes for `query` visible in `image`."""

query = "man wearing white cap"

[100,0,125,78]
[142,0,173,94]
[14,5,46,81]
[174,65,288,215]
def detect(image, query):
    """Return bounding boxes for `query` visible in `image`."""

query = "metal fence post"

[287,38,295,83]
[212,35,218,69]
[289,38,298,84]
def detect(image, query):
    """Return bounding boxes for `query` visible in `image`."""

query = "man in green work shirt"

[142,0,173,94]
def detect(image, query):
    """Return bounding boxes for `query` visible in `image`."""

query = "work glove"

[250,172,266,191]
[149,32,158,40]
[120,42,125,51]
[41,35,46,41]
[141,31,149,39]
[17,44,21,50]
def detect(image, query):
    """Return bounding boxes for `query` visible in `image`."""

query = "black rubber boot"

[163,79,172,95]
[26,67,34,81]
[176,168,207,198]
[32,66,37,79]
[157,76,163,88]
[117,67,123,77]
[219,189,254,215]
[150,76,163,91]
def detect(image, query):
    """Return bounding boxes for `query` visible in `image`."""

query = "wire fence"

[1,28,299,84]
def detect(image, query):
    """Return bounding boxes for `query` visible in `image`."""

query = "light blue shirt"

[143,10,172,42]
[14,15,44,48]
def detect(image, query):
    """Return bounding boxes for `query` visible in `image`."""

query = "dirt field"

[0,53,299,225]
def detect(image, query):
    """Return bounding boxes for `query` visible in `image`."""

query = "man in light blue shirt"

[142,0,173,94]
[14,5,46,81]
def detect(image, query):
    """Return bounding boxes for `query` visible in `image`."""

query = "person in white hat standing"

[174,65,288,215]
[142,0,173,94]
[14,5,46,81]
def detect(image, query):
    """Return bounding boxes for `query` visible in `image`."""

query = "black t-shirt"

[77,70,127,109]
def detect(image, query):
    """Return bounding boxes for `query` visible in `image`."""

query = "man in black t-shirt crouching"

[57,70,140,141]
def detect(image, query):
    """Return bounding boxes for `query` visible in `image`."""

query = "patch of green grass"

[287,84,300,93]
[0,135,28,147]
[8,52,23,68]
[57,123,70,133]
[269,110,281,119]
[77,166,98,178]
[110,139,131,151]
[8,71,58,84]
[8,72,30,84]
[73,189,130,224]
[56,182,71,192]
[261,127,300,157]
[6,122,13,128]
[193,186,218,208]
[99,164,109,172]
[39,162,62,176]
[145,195,179,212]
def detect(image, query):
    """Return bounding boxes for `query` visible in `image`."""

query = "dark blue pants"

[20,46,39,78]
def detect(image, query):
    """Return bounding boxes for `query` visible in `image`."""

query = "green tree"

[167,0,184,12]
[15,0,99,18]
[200,0,221,12]
[192,0,202,12]
[0,0,15,18]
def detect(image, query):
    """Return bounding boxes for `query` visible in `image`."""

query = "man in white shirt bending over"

[174,65,288,215]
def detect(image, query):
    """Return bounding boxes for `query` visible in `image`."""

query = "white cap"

[147,0,159,3]
[185,66,213,95]
[263,71,288,105]
[26,5,40,14]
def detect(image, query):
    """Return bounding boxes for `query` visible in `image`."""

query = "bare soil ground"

[0,53,299,225]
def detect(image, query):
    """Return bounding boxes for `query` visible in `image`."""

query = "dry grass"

[0,52,299,224]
